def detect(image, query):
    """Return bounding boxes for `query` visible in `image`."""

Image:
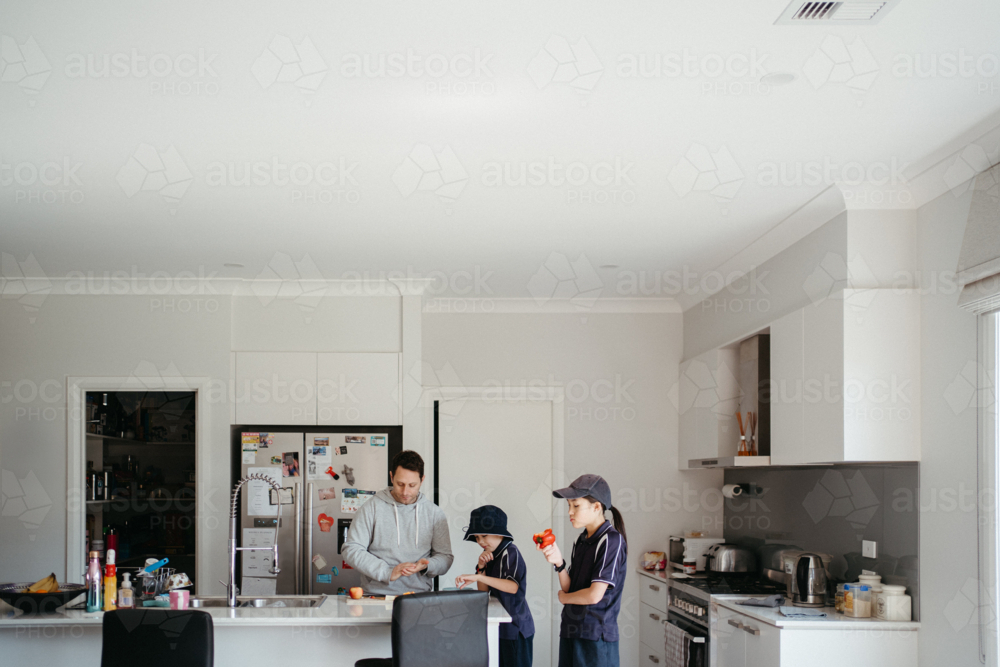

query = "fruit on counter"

[533,529,555,548]
[24,573,60,593]
[349,587,364,599]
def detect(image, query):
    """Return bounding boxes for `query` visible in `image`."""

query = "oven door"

[667,612,708,667]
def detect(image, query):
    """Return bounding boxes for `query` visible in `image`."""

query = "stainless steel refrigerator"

[235,427,400,595]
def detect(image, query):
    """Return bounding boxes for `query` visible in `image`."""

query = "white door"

[437,396,557,667]
[714,606,746,667]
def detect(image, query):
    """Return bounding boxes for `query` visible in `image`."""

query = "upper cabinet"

[770,289,920,464]
[678,346,741,470]
[235,352,402,426]
[317,353,401,426]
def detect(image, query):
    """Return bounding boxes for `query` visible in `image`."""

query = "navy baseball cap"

[552,474,613,511]
[463,505,514,541]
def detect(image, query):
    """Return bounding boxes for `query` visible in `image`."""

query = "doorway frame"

[65,376,211,583]
[422,385,566,667]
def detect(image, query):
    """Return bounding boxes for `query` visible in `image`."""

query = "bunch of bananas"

[24,573,60,593]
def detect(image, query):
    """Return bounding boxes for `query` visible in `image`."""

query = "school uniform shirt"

[483,539,535,640]
[560,520,627,642]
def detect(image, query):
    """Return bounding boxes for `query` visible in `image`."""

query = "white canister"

[858,573,881,588]
[875,585,911,621]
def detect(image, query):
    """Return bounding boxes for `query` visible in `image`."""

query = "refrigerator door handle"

[294,481,301,595]
[306,482,314,595]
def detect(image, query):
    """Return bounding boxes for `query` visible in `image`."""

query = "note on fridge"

[241,528,277,577]
[242,577,277,595]
[247,467,281,516]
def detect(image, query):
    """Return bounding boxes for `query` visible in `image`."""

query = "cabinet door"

[235,352,317,425]
[317,353,401,426]
[678,349,741,469]
[714,607,746,667]
[801,296,845,463]
[742,617,780,667]
[769,309,804,465]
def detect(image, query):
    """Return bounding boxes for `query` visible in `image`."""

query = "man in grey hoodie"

[342,450,454,595]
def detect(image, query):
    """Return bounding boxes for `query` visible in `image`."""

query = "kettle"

[787,553,828,607]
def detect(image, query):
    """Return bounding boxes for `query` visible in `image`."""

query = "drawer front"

[640,640,666,667]
[640,602,667,649]
[640,577,669,613]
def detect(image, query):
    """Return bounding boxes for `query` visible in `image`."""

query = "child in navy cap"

[456,505,535,667]
[538,474,628,667]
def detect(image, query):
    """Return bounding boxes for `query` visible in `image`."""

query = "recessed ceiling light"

[599,264,619,270]
[760,71,797,86]
[223,263,245,269]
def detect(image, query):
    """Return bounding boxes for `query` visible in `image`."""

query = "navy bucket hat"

[463,505,514,541]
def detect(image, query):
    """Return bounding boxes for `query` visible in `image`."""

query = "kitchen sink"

[189,595,325,608]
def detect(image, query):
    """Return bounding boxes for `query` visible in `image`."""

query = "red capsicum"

[533,528,556,548]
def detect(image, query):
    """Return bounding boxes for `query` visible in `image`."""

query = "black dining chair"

[356,590,490,667]
[101,609,214,667]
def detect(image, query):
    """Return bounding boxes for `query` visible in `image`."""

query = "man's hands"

[389,558,431,582]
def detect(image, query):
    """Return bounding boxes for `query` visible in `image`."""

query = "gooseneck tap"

[228,474,283,608]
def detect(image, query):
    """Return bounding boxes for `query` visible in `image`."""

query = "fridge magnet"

[334,445,349,456]
[242,450,257,464]
[342,465,355,486]
[331,566,340,577]
[270,456,281,465]
[342,560,352,570]
[312,554,327,570]
[325,466,340,480]
[282,452,300,477]
[345,436,365,444]
[241,433,259,451]
[341,489,359,513]
[318,513,334,532]
[318,487,337,501]
[337,587,347,595]
[370,436,386,447]
[259,433,272,448]
[314,437,329,448]
[316,574,332,584]
[269,487,294,505]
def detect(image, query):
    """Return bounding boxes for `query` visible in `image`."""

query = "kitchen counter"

[714,596,920,630]
[1,595,512,667]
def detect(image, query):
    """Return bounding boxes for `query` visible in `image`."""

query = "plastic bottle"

[86,551,102,612]
[103,549,117,611]
[117,573,134,609]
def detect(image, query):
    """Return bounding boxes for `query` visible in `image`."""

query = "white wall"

[914,188,981,666]
[0,294,232,589]
[423,311,724,667]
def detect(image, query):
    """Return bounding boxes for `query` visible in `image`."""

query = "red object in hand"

[533,529,555,547]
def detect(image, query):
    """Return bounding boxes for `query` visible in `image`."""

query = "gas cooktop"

[667,574,786,600]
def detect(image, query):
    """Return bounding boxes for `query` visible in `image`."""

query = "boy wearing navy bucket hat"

[455,505,535,667]
[537,474,628,667]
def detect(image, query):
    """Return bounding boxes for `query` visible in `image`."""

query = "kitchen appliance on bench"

[669,535,724,572]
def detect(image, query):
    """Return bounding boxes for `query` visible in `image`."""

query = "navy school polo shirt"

[560,520,627,642]
[484,539,535,640]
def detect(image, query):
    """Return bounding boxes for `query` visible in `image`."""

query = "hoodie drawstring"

[390,494,419,547]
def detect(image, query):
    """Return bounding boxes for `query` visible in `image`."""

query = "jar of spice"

[834,584,846,613]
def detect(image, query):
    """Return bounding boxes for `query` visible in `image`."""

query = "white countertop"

[714,596,920,630]
[0,595,512,628]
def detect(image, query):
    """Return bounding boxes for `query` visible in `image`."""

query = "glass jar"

[834,584,846,613]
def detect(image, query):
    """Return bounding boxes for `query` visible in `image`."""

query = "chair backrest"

[392,590,489,667]
[101,609,214,667]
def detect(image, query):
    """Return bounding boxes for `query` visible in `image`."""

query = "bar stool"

[101,609,214,667]
[355,590,490,667]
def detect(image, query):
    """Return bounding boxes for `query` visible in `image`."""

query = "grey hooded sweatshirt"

[341,488,454,595]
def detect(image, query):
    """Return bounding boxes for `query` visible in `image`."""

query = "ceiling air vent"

[775,0,899,24]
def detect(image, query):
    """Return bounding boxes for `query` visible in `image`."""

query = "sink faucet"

[228,474,283,608]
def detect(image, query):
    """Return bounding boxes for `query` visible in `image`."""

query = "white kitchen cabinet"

[235,352,318,425]
[741,616,780,667]
[317,353,401,426]
[678,346,741,469]
[715,606,748,667]
[770,289,921,464]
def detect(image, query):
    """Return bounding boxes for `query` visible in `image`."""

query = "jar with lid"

[844,584,871,618]
[682,559,697,575]
[875,585,911,621]
[834,584,846,613]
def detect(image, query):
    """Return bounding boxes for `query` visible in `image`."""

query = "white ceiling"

[2,0,999,304]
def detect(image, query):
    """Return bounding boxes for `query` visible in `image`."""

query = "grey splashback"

[723,464,919,620]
